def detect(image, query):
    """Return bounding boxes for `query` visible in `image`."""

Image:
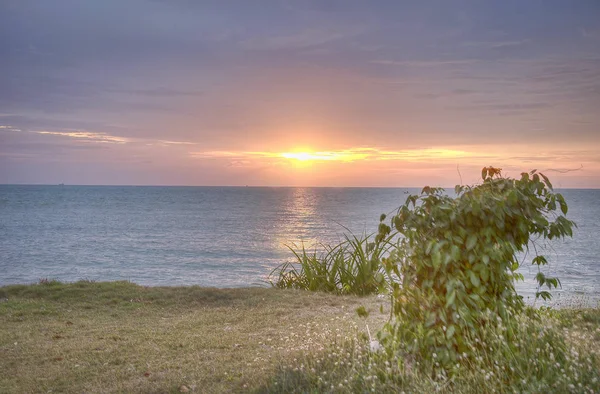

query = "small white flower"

[369,340,382,352]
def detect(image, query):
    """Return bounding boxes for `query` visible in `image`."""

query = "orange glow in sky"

[280,151,369,162]
[180,144,597,187]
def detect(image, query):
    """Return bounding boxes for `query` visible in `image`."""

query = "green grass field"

[1,281,599,393]
[0,281,387,393]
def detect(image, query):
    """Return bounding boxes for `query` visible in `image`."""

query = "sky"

[1,0,599,187]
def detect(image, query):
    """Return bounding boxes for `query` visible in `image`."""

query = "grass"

[269,233,390,295]
[261,307,600,393]
[0,280,387,393]
[2,280,599,393]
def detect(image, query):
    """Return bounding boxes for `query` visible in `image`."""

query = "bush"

[376,167,575,367]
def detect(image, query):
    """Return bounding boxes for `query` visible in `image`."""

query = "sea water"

[1,185,598,302]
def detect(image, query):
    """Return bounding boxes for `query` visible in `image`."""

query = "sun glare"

[280,151,368,162]
[281,152,330,161]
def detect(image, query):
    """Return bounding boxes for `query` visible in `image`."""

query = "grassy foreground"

[0,281,387,393]
[1,281,599,393]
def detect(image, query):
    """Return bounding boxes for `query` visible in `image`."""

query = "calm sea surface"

[1,185,598,302]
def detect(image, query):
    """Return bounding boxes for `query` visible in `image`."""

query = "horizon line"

[1,183,598,190]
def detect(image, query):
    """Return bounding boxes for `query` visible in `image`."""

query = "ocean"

[1,185,598,302]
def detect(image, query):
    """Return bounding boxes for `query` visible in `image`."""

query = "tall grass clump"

[269,233,389,295]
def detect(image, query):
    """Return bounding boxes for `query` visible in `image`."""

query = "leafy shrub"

[377,167,575,367]
[270,233,388,295]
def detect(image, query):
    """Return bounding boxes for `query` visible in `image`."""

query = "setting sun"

[281,152,323,161]
[280,150,369,162]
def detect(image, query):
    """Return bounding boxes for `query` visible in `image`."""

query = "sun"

[281,152,333,161]
[279,150,369,163]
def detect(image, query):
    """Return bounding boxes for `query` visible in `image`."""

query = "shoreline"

[2,278,599,309]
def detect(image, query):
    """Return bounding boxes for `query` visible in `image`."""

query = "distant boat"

[58,183,65,186]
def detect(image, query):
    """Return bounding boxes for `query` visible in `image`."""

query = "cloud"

[463,40,531,48]
[106,87,204,97]
[241,27,361,50]
[451,89,478,96]
[188,147,598,171]
[189,151,242,159]
[17,129,196,147]
[449,102,554,115]
[0,125,22,132]
[371,59,478,67]
[157,140,197,146]
[580,28,600,40]
[227,160,252,167]
[189,147,498,163]
[34,130,130,144]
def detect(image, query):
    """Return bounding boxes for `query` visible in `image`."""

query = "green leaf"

[468,270,480,287]
[432,251,441,269]
[507,190,517,205]
[425,240,435,255]
[513,272,525,282]
[480,266,489,282]
[536,291,552,301]
[446,325,456,339]
[451,245,461,262]
[557,194,568,215]
[535,272,546,286]
[469,293,481,303]
[426,312,436,327]
[445,290,456,308]
[540,173,553,189]
[466,234,477,251]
